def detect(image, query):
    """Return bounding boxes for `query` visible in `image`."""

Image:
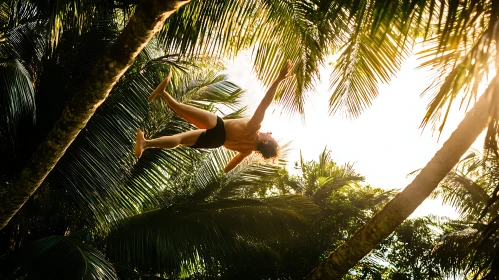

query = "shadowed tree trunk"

[306,77,498,279]
[0,0,190,230]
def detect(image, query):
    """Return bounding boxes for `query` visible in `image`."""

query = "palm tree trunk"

[306,77,497,279]
[0,0,190,230]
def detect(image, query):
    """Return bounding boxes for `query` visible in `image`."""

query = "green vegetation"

[2,0,499,279]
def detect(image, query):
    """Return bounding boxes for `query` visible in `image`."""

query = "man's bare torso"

[222,118,260,154]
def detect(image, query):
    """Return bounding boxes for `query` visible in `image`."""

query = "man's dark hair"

[256,137,279,159]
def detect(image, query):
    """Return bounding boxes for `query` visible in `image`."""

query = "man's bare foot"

[149,69,173,102]
[135,129,146,158]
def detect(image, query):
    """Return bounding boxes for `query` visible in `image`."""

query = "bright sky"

[224,50,486,219]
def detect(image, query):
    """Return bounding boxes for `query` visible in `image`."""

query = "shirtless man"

[135,61,293,173]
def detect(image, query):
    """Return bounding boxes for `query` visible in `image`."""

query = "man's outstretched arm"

[224,152,251,173]
[247,61,293,128]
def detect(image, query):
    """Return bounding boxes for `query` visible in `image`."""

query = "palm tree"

[430,151,499,220]
[227,148,448,279]
[0,6,252,231]
[0,6,331,275]
[0,0,191,230]
[308,1,499,277]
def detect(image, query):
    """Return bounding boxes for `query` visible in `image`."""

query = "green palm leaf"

[329,17,410,117]
[158,0,253,57]
[415,1,492,132]
[35,0,124,48]
[1,235,117,279]
[178,147,237,202]
[0,2,9,30]
[298,147,365,200]
[158,0,328,115]
[432,151,499,220]
[0,59,35,138]
[106,195,320,277]
[219,162,283,198]
[433,226,486,278]
[419,34,493,131]
[0,1,39,32]
[217,142,292,198]
[252,0,327,114]
[46,57,163,228]
[0,59,35,179]
[0,12,46,177]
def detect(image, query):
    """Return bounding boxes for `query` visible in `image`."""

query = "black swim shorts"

[190,116,226,149]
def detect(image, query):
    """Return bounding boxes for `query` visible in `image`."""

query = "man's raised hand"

[277,60,293,81]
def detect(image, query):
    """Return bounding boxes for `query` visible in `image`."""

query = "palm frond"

[222,105,248,119]
[143,53,199,74]
[252,0,327,115]
[176,147,237,202]
[217,142,292,198]
[432,223,499,280]
[0,15,47,177]
[187,73,245,112]
[329,16,411,117]
[435,172,490,219]
[416,1,492,132]
[1,235,117,279]
[158,0,256,58]
[0,1,39,32]
[219,162,283,198]
[2,21,47,69]
[106,195,319,278]
[45,51,164,229]
[298,147,366,200]
[433,227,478,275]
[34,0,124,48]
[0,59,35,173]
[158,0,329,115]
[0,2,9,29]
[432,150,499,220]
[473,217,499,280]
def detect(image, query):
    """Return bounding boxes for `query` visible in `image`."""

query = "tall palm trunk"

[0,0,190,230]
[307,77,497,279]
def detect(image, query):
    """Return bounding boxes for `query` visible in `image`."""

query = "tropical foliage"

[0,19,318,276]
[346,217,445,280]
[4,0,499,279]
[428,151,499,279]
[346,150,499,280]
[310,0,499,275]
[0,1,399,276]
[1,2,318,276]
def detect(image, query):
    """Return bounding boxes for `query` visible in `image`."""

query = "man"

[136,61,292,173]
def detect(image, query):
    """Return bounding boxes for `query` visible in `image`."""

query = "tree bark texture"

[0,0,190,230]
[306,78,497,279]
